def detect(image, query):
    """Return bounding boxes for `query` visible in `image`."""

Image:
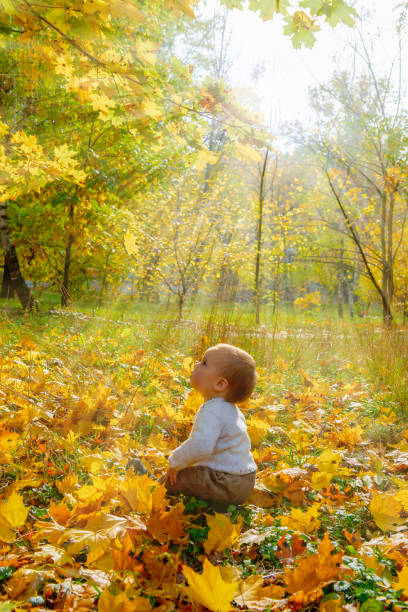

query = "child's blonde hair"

[211,343,257,404]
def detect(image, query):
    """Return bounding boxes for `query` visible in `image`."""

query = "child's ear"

[215,378,228,392]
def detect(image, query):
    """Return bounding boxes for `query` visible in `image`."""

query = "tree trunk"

[254,149,269,325]
[337,278,344,317]
[61,201,75,307]
[0,201,35,311]
[1,259,15,299]
[272,259,279,315]
[381,262,393,325]
[337,240,345,317]
[177,292,184,320]
[98,251,110,306]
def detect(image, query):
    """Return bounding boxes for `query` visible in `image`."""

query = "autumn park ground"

[0,299,407,611]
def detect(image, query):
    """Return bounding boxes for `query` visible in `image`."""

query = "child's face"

[190,348,228,401]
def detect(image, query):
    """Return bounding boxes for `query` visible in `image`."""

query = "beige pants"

[162,465,256,512]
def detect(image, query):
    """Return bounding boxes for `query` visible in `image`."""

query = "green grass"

[1,293,407,419]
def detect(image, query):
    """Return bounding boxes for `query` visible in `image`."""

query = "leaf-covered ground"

[0,313,407,611]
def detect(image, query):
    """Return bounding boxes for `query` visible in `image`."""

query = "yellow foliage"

[284,532,343,594]
[278,503,321,533]
[204,512,243,555]
[247,416,270,446]
[369,492,407,532]
[293,291,321,311]
[234,574,285,608]
[0,492,30,541]
[119,474,163,515]
[182,558,239,611]
[392,564,408,598]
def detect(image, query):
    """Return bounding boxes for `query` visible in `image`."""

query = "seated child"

[163,343,258,511]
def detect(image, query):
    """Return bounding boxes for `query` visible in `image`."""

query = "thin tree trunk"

[337,239,345,318]
[98,251,110,306]
[61,201,75,307]
[255,148,269,325]
[272,259,279,315]
[177,292,184,320]
[0,201,35,311]
[387,191,395,306]
[1,259,15,299]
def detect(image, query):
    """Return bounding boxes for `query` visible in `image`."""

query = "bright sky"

[198,0,407,129]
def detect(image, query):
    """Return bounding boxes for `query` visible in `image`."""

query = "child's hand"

[164,467,178,486]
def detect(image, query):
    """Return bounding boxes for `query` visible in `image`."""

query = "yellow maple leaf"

[147,487,186,545]
[395,488,408,510]
[141,100,162,120]
[110,0,145,22]
[82,454,107,475]
[311,471,332,491]
[0,491,30,529]
[195,149,218,171]
[316,449,341,474]
[284,532,342,594]
[119,474,162,515]
[182,356,194,375]
[55,473,79,495]
[204,512,243,555]
[11,130,42,155]
[124,230,138,256]
[234,574,285,608]
[66,512,128,564]
[335,424,363,448]
[392,564,408,597]
[369,492,406,532]
[247,417,270,446]
[234,141,263,164]
[135,39,157,65]
[53,143,78,165]
[168,0,197,19]
[0,491,30,541]
[278,503,321,534]
[0,430,21,464]
[98,587,151,611]
[262,466,308,493]
[182,558,238,612]
[0,121,9,136]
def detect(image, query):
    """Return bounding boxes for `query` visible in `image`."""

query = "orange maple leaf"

[284,532,343,595]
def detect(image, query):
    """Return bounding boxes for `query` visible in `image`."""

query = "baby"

[163,343,258,511]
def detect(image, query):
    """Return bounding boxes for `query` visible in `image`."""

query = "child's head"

[190,343,257,404]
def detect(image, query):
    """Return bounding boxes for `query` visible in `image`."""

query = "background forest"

[2,0,407,326]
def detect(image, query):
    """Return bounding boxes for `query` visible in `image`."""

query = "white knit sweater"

[168,397,257,475]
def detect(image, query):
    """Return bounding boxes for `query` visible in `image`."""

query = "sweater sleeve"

[168,405,223,470]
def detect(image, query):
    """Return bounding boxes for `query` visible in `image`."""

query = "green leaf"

[283,14,319,48]
[0,566,15,582]
[0,0,15,14]
[299,0,325,15]
[0,603,23,612]
[360,600,385,612]
[319,0,357,27]
[248,0,290,19]
[220,0,245,8]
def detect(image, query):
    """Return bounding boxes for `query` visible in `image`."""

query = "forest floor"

[0,304,407,611]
